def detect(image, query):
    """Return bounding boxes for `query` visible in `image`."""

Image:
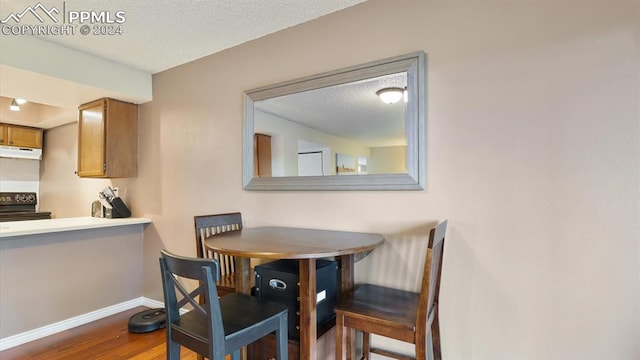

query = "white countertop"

[0,217,151,238]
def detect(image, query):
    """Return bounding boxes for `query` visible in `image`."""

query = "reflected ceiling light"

[376,87,404,104]
[15,98,27,105]
[9,99,20,111]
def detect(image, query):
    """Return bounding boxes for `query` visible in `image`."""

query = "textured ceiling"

[0,0,367,128]
[0,0,367,73]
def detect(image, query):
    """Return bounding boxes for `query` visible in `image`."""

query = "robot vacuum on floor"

[128,308,166,333]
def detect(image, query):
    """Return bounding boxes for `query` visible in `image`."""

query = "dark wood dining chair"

[334,220,448,360]
[159,250,289,360]
[194,212,243,297]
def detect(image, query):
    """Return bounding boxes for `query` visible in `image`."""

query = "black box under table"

[254,259,338,338]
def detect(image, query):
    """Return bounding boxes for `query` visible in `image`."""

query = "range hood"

[0,145,42,160]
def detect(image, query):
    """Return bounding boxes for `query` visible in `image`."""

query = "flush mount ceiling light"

[15,98,27,105]
[376,87,404,104]
[9,99,20,111]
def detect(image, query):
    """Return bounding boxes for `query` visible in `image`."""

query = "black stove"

[0,192,52,222]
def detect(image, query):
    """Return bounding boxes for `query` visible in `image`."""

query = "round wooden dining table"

[205,226,384,360]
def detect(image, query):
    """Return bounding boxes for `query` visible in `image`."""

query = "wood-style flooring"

[0,306,198,360]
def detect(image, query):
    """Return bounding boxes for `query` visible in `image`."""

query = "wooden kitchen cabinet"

[77,98,137,178]
[0,123,43,149]
[0,123,6,146]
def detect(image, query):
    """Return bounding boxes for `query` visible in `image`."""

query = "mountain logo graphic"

[1,2,60,24]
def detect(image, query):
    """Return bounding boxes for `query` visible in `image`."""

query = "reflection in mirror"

[254,72,407,177]
[243,51,425,190]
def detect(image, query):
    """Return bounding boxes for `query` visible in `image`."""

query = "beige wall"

[369,146,406,174]
[39,0,639,358]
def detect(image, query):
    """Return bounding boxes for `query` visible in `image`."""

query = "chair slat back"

[194,213,243,276]
[416,220,447,334]
[159,250,225,353]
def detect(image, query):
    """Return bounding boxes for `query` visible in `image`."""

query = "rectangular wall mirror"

[243,51,426,190]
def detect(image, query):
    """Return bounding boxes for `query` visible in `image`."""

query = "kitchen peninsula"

[0,216,150,237]
[0,217,151,348]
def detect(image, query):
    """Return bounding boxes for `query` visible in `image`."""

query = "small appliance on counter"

[0,192,51,222]
[91,186,131,218]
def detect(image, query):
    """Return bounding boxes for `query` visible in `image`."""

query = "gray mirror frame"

[243,51,426,191]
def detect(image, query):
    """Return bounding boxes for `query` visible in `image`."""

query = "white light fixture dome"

[376,87,404,104]
[15,98,27,105]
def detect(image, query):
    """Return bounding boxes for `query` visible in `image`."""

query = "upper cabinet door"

[77,99,106,177]
[77,98,137,178]
[8,126,43,149]
[0,124,7,146]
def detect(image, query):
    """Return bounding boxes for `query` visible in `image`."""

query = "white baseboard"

[0,296,163,351]
[141,297,165,309]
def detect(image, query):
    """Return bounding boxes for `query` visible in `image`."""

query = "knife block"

[91,197,131,218]
[107,197,131,218]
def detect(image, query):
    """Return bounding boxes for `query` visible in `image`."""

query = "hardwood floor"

[0,306,198,360]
